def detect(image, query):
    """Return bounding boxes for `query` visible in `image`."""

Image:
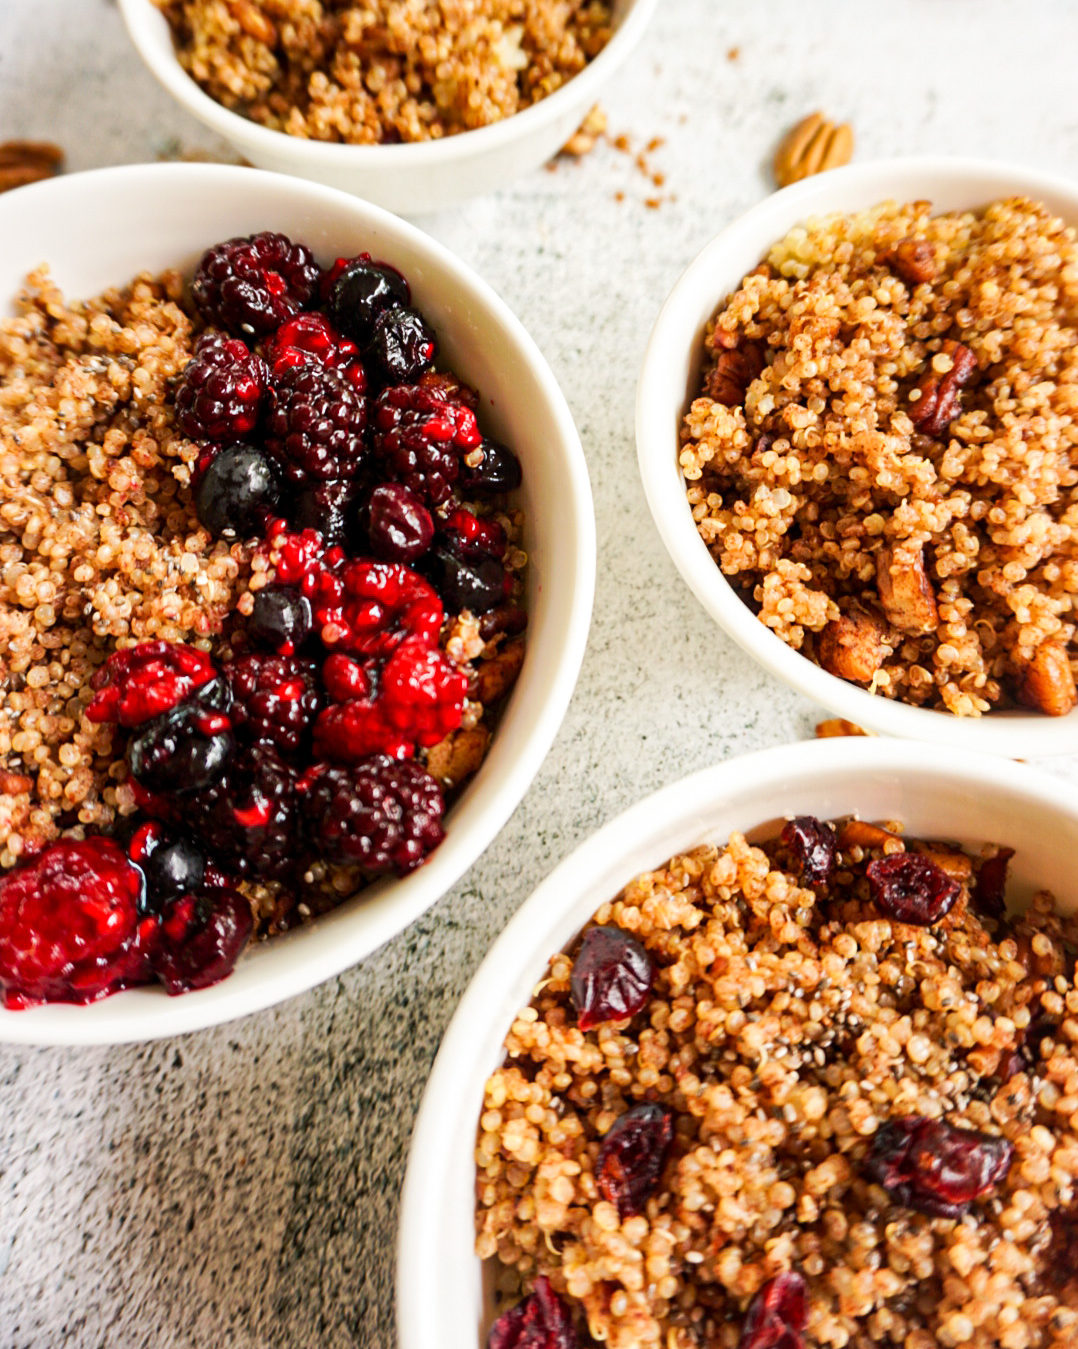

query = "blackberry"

[294,477,362,550]
[151,888,253,995]
[182,743,300,881]
[192,231,320,337]
[327,259,410,344]
[364,483,434,563]
[371,383,481,505]
[265,362,367,483]
[367,306,436,382]
[303,759,445,875]
[195,442,282,539]
[126,678,234,795]
[174,333,268,443]
[248,586,313,653]
[459,439,522,496]
[127,822,206,914]
[225,652,321,755]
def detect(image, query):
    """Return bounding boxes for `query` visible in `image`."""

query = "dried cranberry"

[570,925,653,1032]
[597,1103,674,1218]
[780,816,836,885]
[487,1275,577,1349]
[739,1272,806,1349]
[865,1116,1013,1218]
[866,853,961,926]
[973,847,1014,920]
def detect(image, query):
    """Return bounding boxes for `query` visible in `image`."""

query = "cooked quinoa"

[154,0,614,145]
[679,197,1078,718]
[476,817,1078,1348]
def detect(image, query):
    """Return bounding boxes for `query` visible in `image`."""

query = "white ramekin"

[117,0,658,214]
[636,157,1078,758]
[0,162,595,1044]
[397,736,1078,1349]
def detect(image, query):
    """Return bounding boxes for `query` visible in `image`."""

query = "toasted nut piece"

[425,725,491,789]
[838,819,903,852]
[561,104,607,157]
[908,339,978,438]
[876,545,939,635]
[889,238,937,285]
[703,340,765,407]
[816,610,888,684]
[0,771,34,795]
[475,639,526,705]
[773,112,854,188]
[815,718,872,738]
[0,140,63,170]
[1016,642,1077,717]
[909,842,973,882]
[229,0,277,44]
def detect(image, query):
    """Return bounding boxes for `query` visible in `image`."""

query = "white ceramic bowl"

[118,0,658,215]
[636,157,1078,758]
[0,162,595,1045]
[397,736,1078,1349]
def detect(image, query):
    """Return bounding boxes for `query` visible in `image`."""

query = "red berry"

[739,1272,806,1349]
[443,507,507,559]
[322,652,373,702]
[779,815,836,886]
[865,1116,1014,1218]
[174,333,268,443]
[192,231,320,337]
[596,1103,674,1218]
[302,759,444,875]
[262,312,366,392]
[487,1276,577,1349]
[310,559,443,658]
[371,382,481,505]
[0,838,149,1008]
[570,925,653,1032]
[225,652,321,755]
[151,887,253,995]
[866,853,961,926]
[973,847,1014,920]
[313,699,415,762]
[380,637,466,747]
[87,641,217,727]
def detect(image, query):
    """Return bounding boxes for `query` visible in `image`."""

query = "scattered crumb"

[727,45,741,61]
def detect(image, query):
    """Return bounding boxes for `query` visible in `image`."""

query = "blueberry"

[248,586,313,652]
[139,833,206,912]
[458,439,522,496]
[327,261,410,345]
[294,477,361,550]
[365,483,434,563]
[195,443,282,539]
[430,542,505,613]
[127,699,234,795]
[368,306,436,383]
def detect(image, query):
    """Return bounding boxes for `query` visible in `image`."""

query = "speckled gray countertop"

[1,2,1077,1344]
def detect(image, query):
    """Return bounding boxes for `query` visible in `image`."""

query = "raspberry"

[265,362,367,483]
[225,652,321,755]
[310,559,443,657]
[87,641,217,727]
[371,383,481,505]
[380,638,466,747]
[0,838,150,1008]
[263,313,366,393]
[302,758,445,875]
[181,743,300,881]
[314,699,415,762]
[192,231,320,337]
[126,677,235,796]
[174,333,268,442]
[151,887,253,995]
[443,507,507,560]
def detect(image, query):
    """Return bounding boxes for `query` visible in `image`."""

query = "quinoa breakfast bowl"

[636,159,1078,758]
[117,0,659,213]
[398,738,1078,1349]
[0,163,594,1044]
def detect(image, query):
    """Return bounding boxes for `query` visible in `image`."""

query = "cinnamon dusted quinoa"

[154,0,614,144]
[476,819,1078,1348]
[679,197,1078,717]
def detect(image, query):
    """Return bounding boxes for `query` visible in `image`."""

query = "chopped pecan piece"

[0,140,64,194]
[888,238,937,285]
[773,111,854,188]
[703,340,765,408]
[908,340,978,438]
[838,819,903,852]
[876,545,938,635]
[425,725,490,789]
[1015,642,1077,717]
[815,718,871,738]
[475,639,526,705]
[816,610,887,684]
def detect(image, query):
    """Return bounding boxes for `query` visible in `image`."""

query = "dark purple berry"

[294,477,362,550]
[152,887,253,994]
[570,925,653,1032]
[367,306,436,382]
[487,1275,577,1349]
[780,815,836,885]
[371,383,481,505]
[739,1272,806,1349]
[327,260,410,345]
[366,483,434,563]
[175,333,268,443]
[973,847,1014,920]
[302,759,445,876]
[265,362,366,483]
[1045,1204,1078,1297]
[126,685,234,796]
[865,1116,1014,1218]
[195,442,282,539]
[248,586,313,653]
[133,828,206,913]
[597,1103,674,1218]
[459,439,523,496]
[225,652,320,755]
[192,231,320,337]
[430,542,506,613]
[866,852,961,926]
[181,743,300,881]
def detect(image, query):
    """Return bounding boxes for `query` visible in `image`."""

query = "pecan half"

[773,112,854,188]
[0,140,63,194]
[888,238,937,286]
[908,340,978,437]
[876,544,938,635]
[703,339,765,408]
[425,725,490,788]
[816,609,888,684]
[475,639,526,705]
[1015,642,1077,717]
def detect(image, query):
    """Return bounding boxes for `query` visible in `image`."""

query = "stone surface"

[1,1,1077,1345]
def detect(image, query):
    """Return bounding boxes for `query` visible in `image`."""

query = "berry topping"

[303,758,445,874]
[429,540,507,614]
[265,362,367,483]
[225,652,320,755]
[195,442,283,539]
[262,312,364,387]
[87,640,216,728]
[380,638,467,747]
[174,332,268,443]
[321,652,373,702]
[128,822,206,913]
[311,559,443,657]
[372,382,481,505]
[248,585,314,654]
[192,231,320,337]
[313,699,415,763]
[866,1116,1013,1218]
[368,305,436,382]
[486,1276,577,1349]
[294,477,362,550]
[0,838,148,1008]
[126,678,235,796]
[459,439,523,496]
[182,743,300,881]
[973,846,1014,920]
[365,482,434,563]
[151,887,253,995]
[443,507,507,560]
[780,815,836,886]
[327,259,410,344]
[570,926,654,1032]
[866,852,961,926]
[597,1103,674,1218]
[739,1272,807,1349]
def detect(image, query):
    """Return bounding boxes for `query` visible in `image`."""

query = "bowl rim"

[0,161,596,1045]
[396,735,1078,1349]
[635,155,1078,756]
[117,0,659,167]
